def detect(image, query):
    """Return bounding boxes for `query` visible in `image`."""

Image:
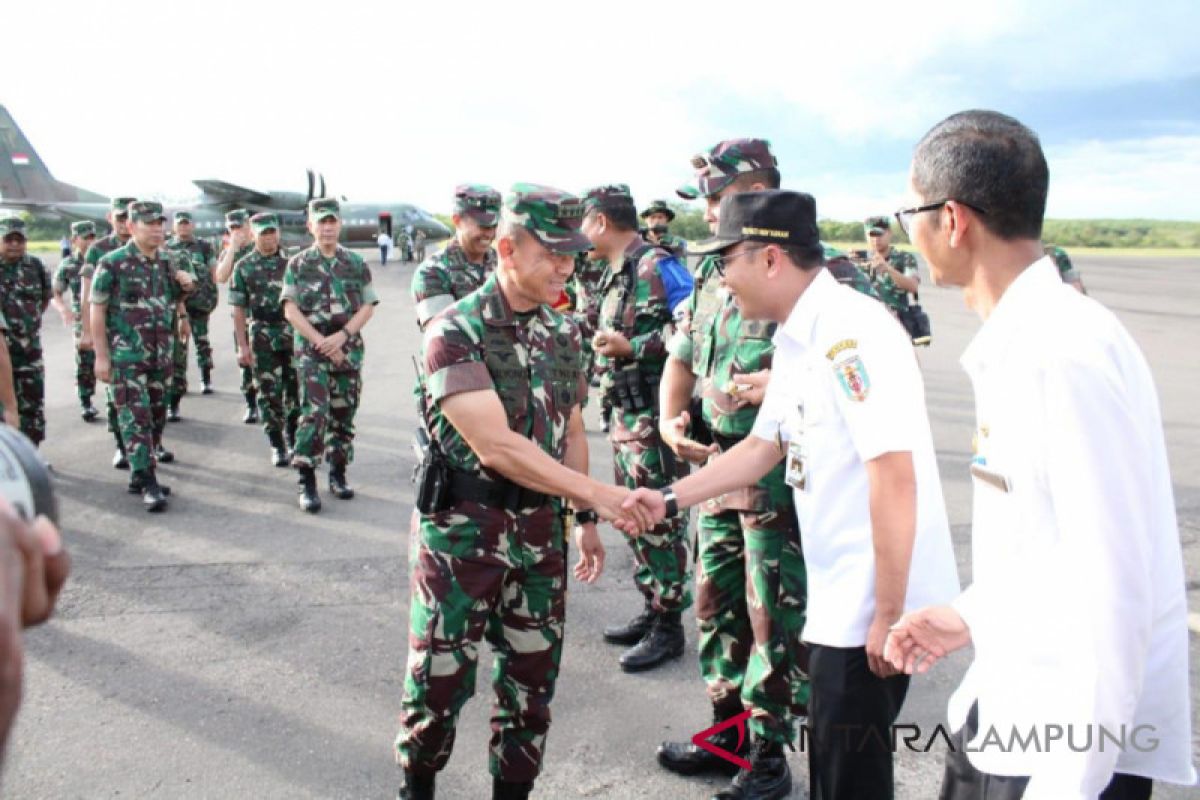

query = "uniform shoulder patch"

[825,338,857,361]
[826,339,870,402]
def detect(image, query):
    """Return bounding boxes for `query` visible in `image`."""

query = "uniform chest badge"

[826,339,870,402]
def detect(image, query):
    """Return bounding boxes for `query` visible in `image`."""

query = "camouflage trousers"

[696,467,809,743]
[235,330,255,396]
[10,349,45,445]
[71,324,96,405]
[249,329,298,437]
[291,354,360,469]
[168,313,214,404]
[397,504,567,782]
[611,421,691,614]
[112,363,171,472]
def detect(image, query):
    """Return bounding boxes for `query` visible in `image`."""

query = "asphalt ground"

[4,251,1198,799]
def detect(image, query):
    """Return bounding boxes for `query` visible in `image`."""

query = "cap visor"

[541,231,593,255]
[689,234,740,255]
[314,213,340,222]
[675,184,700,200]
[464,209,499,227]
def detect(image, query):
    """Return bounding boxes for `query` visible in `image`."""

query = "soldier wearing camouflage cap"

[862,215,923,339]
[640,199,688,259]
[51,220,100,421]
[216,209,259,422]
[410,184,501,330]
[0,217,52,446]
[581,184,696,673]
[281,198,378,512]
[166,209,220,418]
[90,201,195,511]
[655,138,810,799]
[396,184,640,800]
[230,213,299,467]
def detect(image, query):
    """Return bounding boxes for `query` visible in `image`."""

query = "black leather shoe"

[200,368,214,395]
[112,447,129,470]
[658,708,748,777]
[243,392,259,423]
[135,470,168,513]
[128,473,171,496]
[328,465,354,499]
[492,776,534,800]
[297,467,321,513]
[167,403,181,422]
[155,445,175,463]
[620,611,684,672]
[396,770,435,800]
[711,738,793,800]
[603,601,655,645]
[81,403,99,422]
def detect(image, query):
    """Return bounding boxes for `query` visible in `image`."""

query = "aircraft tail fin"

[0,104,106,203]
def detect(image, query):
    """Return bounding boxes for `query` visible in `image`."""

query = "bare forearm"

[867,453,917,618]
[480,431,604,508]
[232,308,249,351]
[344,303,374,336]
[673,435,781,509]
[90,305,109,361]
[563,422,591,507]
[660,355,696,421]
[893,271,919,294]
[283,303,323,346]
[215,251,236,284]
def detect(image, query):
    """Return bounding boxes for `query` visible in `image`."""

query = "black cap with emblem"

[690,189,820,255]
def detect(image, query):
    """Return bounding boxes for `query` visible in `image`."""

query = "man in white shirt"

[886,109,1196,800]
[377,230,393,266]
[621,189,960,799]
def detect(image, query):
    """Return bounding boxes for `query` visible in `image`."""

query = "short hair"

[732,167,781,192]
[912,110,1048,240]
[780,244,823,271]
[498,219,526,243]
[589,203,637,232]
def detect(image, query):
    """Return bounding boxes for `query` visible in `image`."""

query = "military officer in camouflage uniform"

[51,220,100,421]
[230,213,299,467]
[862,215,920,317]
[396,184,636,800]
[582,184,696,672]
[0,218,52,446]
[655,139,809,800]
[81,196,138,467]
[1045,243,1086,293]
[216,209,259,422]
[0,310,16,429]
[640,199,689,259]
[90,201,192,511]
[410,184,500,330]
[281,198,378,513]
[166,210,219,420]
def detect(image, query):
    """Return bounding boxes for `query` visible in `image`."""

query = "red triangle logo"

[690,709,752,771]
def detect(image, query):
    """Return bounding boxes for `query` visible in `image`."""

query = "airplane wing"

[0,199,104,221]
[192,179,272,206]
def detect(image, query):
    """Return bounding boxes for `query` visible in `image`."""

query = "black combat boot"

[711,737,792,800]
[396,769,435,800]
[136,470,168,512]
[328,464,354,499]
[81,400,98,422]
[603,598,655,645]
[619,610,685,672]
[492,776,534,799]
[658,704,749,777]
[243,390,259,423]
[268,431,289,467]
[286,415,298,452]
[200,366,214,395]
[297,466,321,513]
[167,399,181,422]
[112,430,129,470]
[154,443,175,463]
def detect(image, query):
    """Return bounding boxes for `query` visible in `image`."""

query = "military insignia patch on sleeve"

[831,350,871,402]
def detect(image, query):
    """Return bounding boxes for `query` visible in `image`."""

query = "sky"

[3,0,1198,220]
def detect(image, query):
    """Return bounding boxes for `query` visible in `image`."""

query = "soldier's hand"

[175,271,196,291]
[178,318,191,342]
[77,333,93,353]
[95,356,112,384]
[730,370,769,407]
[0,500,70,629]
[329,349,347,368]
[590,484,652,535]
[572,523,605,583]
[593,331,633,359]
[316,331,347,358]
[237,347,253,368]
[661,411,718,464]
[616,488,667,536]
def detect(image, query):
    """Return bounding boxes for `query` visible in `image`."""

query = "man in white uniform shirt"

[886,109,1196,800]
[620,189,959,800]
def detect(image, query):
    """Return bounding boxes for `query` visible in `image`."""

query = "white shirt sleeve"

[752,361,790,443]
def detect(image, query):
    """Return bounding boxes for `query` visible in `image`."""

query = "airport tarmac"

[4,251,1197,798]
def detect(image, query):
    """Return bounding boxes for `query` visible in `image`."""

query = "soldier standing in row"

[281,198,378,513]
[216,209,259,423]
[230,213,299,467]
[583,184,695,672]
[81,196,138,468]
[656,139,810,800]
[166,210,219,421]
[0,218,52,447]
[90,201,192,511]
[51,220,100,422]
[395,184,634,800]
[640,199,688,260]
[410,184,500,331]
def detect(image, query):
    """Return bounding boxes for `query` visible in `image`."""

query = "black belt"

[447,469,548,512]
[252,310,286,324]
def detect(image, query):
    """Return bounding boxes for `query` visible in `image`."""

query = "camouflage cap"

[0,217,26,237]
[225,209,249,228]
[110,196,138,216]
[128,200,167,223]
[864,215,891,235]
[639,199,676,221]
[502,183,590,255]
[454,184,501,227]
[581,184,635,218]
[71,220,97,238]
[676,138,778,200]
[250,212,281,234]
[308,197,341,222]
[174,210,194,223]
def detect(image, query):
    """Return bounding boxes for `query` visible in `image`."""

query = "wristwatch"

[660,487,679,519]
[574,509,599,526]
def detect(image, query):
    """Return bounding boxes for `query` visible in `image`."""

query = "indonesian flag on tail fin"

[11,153,30,165]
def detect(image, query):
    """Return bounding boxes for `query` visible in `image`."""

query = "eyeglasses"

[894,199,988,237]
[713,245,767,276]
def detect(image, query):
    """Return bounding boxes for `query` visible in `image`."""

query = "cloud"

[1045,135,1200,219]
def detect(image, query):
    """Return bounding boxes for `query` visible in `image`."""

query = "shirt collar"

[960,255,1059,374]
[481,272,555,329]
[776,266,837,349]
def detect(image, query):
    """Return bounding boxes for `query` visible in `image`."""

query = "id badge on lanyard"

[784,401,808,492]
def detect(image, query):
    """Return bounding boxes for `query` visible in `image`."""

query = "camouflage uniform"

[280,222,378,470]
[0,218,52,444]
[90,209,185,473]
[640,199,688,260]
[397,185,591,785]
[222,224,257,401]
[1046,244,1081,284]
[229,219,298,444]
[862,219,919,315]
[410,184,501,330]
[166,215,218,404]
[824,243,882,300]
[52,221,98,410]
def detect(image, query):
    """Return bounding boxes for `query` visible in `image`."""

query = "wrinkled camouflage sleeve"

[279,257,300,305]
[52,262,69,295]
[628,252,675,364]
[228,260,249,308]
[90,260,114,305]
[422,312,492,406]
[410,260,454,327]
[355,255,380,305]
